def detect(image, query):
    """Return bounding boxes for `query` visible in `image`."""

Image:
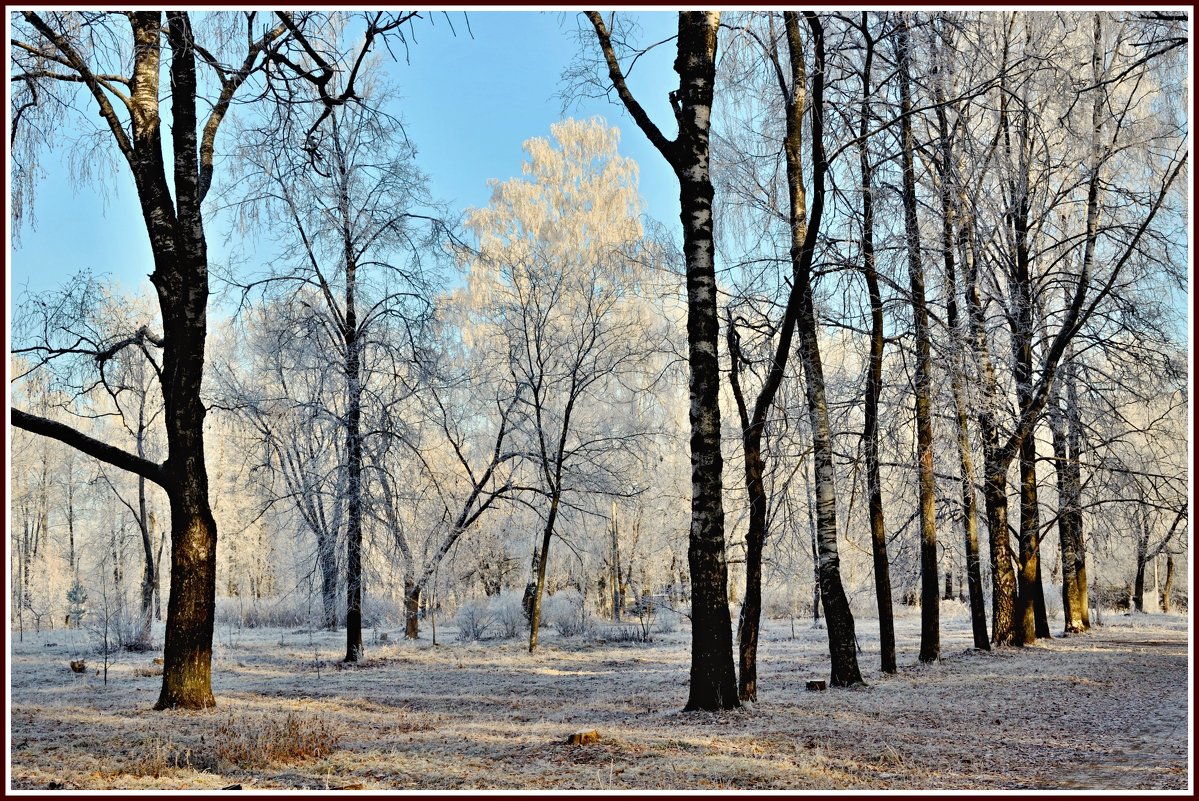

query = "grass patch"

[213,711,342,769]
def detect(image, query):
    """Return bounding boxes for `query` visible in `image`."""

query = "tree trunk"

[342,148,365,661]
[1161,554,1174,613]
[676,12,739,712]
[138,474,155,643]
[522,547,539,626]
[808,494,822,627]
[610,503,622,622]
[1133,515,1149,613]
[1034,543,1051,636]
[1051,401,1086,633]
[585,9,737,711]
[932,21,989,650]
[318,529,339,630]
[963,208,1018,645]
[404,579,421,640]
[155,486,217,709]
[1016,431,1043,643]
[734,431,766,701]
[732,9,836,702]
[67,478,77,579]
[795,232,861,686]
[152,12,218,710]
[982,465,1018,645]
[856,13,897,674]
[153,524,165,622]
[781,12,861,688]
[528,493,561,653]
[897,15,939,664]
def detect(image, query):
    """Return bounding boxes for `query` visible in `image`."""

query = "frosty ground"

[8,605,1190,791]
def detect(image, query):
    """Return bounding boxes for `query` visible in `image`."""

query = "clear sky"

[9,11,684,304]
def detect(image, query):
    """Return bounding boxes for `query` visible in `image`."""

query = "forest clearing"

[9,611,1189,790]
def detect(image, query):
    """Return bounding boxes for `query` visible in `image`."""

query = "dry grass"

[212,712,342,769]
[8,609,1189,790]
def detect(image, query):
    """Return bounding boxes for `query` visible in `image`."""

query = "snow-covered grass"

[8,605,1190,790]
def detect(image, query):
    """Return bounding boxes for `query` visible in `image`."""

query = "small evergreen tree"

[66,580,88,629]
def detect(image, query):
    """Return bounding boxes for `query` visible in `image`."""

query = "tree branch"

[584,11,678,165]
[12,408,167,488]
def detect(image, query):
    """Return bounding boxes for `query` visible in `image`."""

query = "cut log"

[806,680,827,691]
[567,730,601,745]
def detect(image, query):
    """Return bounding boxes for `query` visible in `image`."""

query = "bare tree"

[950,11,1186,645]
[10,10,291,709]
[850,10,900,672]
[217,304,347,630]
[925,12,990,651]
[719,9,863,698]
[581,9,739,711]
[374,365,524,640]
[460,118,658,653]
[226,68,440,660]
[894,13,941,663]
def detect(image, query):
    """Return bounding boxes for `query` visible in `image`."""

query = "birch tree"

[9,9,437,701]
[950,11,1186,645]
[460,118,658,653]
[228,72,439,662]
[582,10,740,711]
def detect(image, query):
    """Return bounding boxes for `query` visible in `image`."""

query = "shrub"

[215,596,316,630]
[489,591,525,639]
[455,598,492,641]
[130,735,207,777]
[89,597,153,655]
[654,606,681,634]
[545,589,592,638]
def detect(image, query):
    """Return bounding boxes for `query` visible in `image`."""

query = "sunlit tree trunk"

[404,577,421,640]
[528,493,562,653]
[1161,554,1174,613]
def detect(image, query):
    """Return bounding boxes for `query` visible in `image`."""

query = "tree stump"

[806,680,826,691]
[567,730,600,745]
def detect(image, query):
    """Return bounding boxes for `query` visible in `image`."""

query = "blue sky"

[10,11,684,303]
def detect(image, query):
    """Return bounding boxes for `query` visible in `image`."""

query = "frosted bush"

[215,596,311,630]
[361,595,403,628]
[654,606,681,634]
[545,589,592,638]
[455,598,491,641]
[489,591,525,639]
[1043,584,1063,623]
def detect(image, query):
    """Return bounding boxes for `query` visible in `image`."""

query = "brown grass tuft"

[212,712,342,769]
